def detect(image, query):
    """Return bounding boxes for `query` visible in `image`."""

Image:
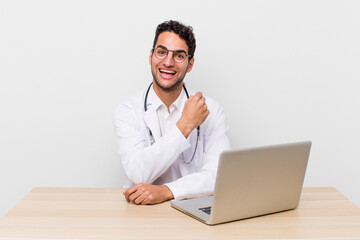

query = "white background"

[1,0,359,217]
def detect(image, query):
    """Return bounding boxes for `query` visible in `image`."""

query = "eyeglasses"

[152,46,191,63]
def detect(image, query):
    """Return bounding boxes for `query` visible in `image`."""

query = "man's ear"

[187,57,195,73]
[149,49,153,65]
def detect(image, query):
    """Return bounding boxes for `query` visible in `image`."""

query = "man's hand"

[177,92,210,138]
[123,183,174,205]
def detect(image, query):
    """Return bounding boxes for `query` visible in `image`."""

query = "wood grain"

[0,187,359,239]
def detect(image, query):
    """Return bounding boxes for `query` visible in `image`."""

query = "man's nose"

[163,51,175,66]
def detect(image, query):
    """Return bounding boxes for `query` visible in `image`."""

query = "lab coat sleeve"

[113,100,191,185]
[165,103,231,200]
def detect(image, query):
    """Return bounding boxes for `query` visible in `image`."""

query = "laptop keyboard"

[199,206,212,215]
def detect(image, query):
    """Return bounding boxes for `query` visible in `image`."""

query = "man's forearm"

[120,126,191,184]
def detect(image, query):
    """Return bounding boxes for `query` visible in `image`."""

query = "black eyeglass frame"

[152,46,192,63]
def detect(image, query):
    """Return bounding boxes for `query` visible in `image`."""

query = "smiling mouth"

[159,69,176,76]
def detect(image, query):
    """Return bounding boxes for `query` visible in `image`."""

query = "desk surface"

[0,187,360,239]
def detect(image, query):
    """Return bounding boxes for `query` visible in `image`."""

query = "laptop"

[171,141,312,225]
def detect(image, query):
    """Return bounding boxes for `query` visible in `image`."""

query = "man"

[113,20,231,205]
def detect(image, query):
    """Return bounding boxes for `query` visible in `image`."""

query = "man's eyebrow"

[156,45,187,54]
[156,45,167,50]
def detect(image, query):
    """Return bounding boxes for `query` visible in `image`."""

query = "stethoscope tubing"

[144,82,199,164]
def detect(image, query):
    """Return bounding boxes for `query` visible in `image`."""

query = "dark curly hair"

[152,20,196,60]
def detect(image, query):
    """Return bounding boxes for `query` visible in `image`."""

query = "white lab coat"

[113,85,231,200]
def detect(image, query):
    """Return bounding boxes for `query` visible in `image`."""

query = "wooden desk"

[0,187,359,239]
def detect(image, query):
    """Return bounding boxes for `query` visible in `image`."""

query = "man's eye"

[157,50,166,55]
[176,53,185,59]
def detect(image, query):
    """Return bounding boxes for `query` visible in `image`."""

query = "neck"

[152,81,183,111]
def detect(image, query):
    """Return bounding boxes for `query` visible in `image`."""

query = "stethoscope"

[144,82,199,164]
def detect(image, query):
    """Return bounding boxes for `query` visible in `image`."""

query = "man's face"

[149,31,194,92]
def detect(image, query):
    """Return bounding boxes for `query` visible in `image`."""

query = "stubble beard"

[152,74,184,92]
[151,61,189,92]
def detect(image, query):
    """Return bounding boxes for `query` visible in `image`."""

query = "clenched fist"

[177,92,209,138]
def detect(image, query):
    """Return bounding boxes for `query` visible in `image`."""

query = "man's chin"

[154,78,183,92]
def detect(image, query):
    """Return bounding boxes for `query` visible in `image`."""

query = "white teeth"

[160,69,176,74]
